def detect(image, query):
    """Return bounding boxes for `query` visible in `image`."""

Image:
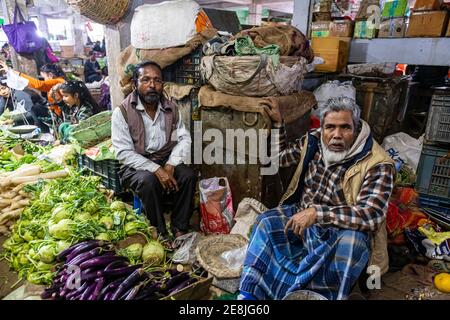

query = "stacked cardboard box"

[378,0,408,38]
[353,0,380,38]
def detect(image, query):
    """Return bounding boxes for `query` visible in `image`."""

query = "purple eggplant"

[65,241,105,262]
[88,277,105,300]
[81,271,101,282]
[104,292,113,300]
[65,282,88,300]
[160,272,190,293]
[110,268,145,300]
[79,255,127,270]
[79,282,96,300]
[67,247,103,266]
[167,277,198,295]
[97,277,125,300]
[56,241,87,262]
[104,260,128,271]
[101,265,141,278]
[124,284,142,300]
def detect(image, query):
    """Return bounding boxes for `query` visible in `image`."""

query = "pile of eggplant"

[41,240,200,300]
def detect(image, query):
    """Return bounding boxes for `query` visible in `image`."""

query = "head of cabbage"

[48,219,74,240]
[51,205,71,223]
[142,241,165,266]
[38,244,56,263]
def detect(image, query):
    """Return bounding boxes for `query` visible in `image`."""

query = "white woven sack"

[131,0,200,50]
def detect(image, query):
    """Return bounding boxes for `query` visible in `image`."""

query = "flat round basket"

[67,0,131,25]
[195,234,248,279]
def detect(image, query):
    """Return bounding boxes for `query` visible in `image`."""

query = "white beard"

[321,137,350,168]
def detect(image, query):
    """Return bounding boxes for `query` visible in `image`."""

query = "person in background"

[0,82,47,130]
[57,80,104,141]
[84,52,102,83]
[1,44,12,67]
[0,61,66,126]
[99,67,111,110]
[93,41,102,53]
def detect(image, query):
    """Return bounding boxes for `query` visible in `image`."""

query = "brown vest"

[118,90,179,163]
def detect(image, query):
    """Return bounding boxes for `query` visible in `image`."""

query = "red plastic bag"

[199,177,235,235]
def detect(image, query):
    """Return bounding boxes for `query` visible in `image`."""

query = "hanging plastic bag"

[199,177,235,235]
[6,69,29,91]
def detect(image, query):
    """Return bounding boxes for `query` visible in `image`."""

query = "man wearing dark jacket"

[84,52,102,83]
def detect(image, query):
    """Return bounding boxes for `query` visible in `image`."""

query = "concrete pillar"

[292,0,313,35]
[1,0,38,76]
[73,13,84,57]
[104,25,124,109]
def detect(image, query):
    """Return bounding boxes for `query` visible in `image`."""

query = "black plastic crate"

[77,154,122,193]
[163,48,202,86]
[415,144,450,199]
[419,194,450,217]
[425,91,450,144]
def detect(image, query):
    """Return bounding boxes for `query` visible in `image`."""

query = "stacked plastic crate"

[415,88,450,223]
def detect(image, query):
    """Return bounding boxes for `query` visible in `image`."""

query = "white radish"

[10,169,69,185]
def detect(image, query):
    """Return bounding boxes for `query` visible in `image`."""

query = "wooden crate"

[161,276,213,300]
[311,37,350,73]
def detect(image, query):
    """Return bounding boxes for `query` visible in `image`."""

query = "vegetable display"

[42,240,200,300]
[0,162,68,236]
[1,172,154,285]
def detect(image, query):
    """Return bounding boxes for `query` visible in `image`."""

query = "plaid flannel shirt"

[273,123,394,232]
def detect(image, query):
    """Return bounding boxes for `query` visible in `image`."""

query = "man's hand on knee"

[164,164,179,192]
[284,207,317,239]
[155,166,178,192]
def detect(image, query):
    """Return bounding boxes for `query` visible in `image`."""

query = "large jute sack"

[118,29,217,95]
[234,25,314,63]
[200,55,307,97]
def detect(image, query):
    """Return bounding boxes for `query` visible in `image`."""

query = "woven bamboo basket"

[67,0,131,25]
[195,234,248,279]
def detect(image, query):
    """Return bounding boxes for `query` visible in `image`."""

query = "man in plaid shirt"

[239,97,395,300]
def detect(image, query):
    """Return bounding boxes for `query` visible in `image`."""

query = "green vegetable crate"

[77,154,122,193]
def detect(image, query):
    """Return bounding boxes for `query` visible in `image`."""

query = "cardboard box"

[312,21,331,37]
[354,20,378,38]
[330,20,355,37]
[446,20,450,36]
[313,12,332,21]
[59,45,75,58]
[413,0,442,11]
[407,10,449,37]
[378,18,406,37]
[382,0,408,19]
[313,0,332,12]
[356,0,381,20]
[311,37,350,73]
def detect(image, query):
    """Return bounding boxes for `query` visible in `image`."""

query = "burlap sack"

[200,55,307,97]
[198,85,316,130]
[234,25,314,63]
[118,29,217,95]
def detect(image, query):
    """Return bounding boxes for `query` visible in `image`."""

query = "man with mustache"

[239,97,395,300]
[111,61,195,247]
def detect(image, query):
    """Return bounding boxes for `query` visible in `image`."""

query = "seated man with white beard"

[238,97,395,300]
